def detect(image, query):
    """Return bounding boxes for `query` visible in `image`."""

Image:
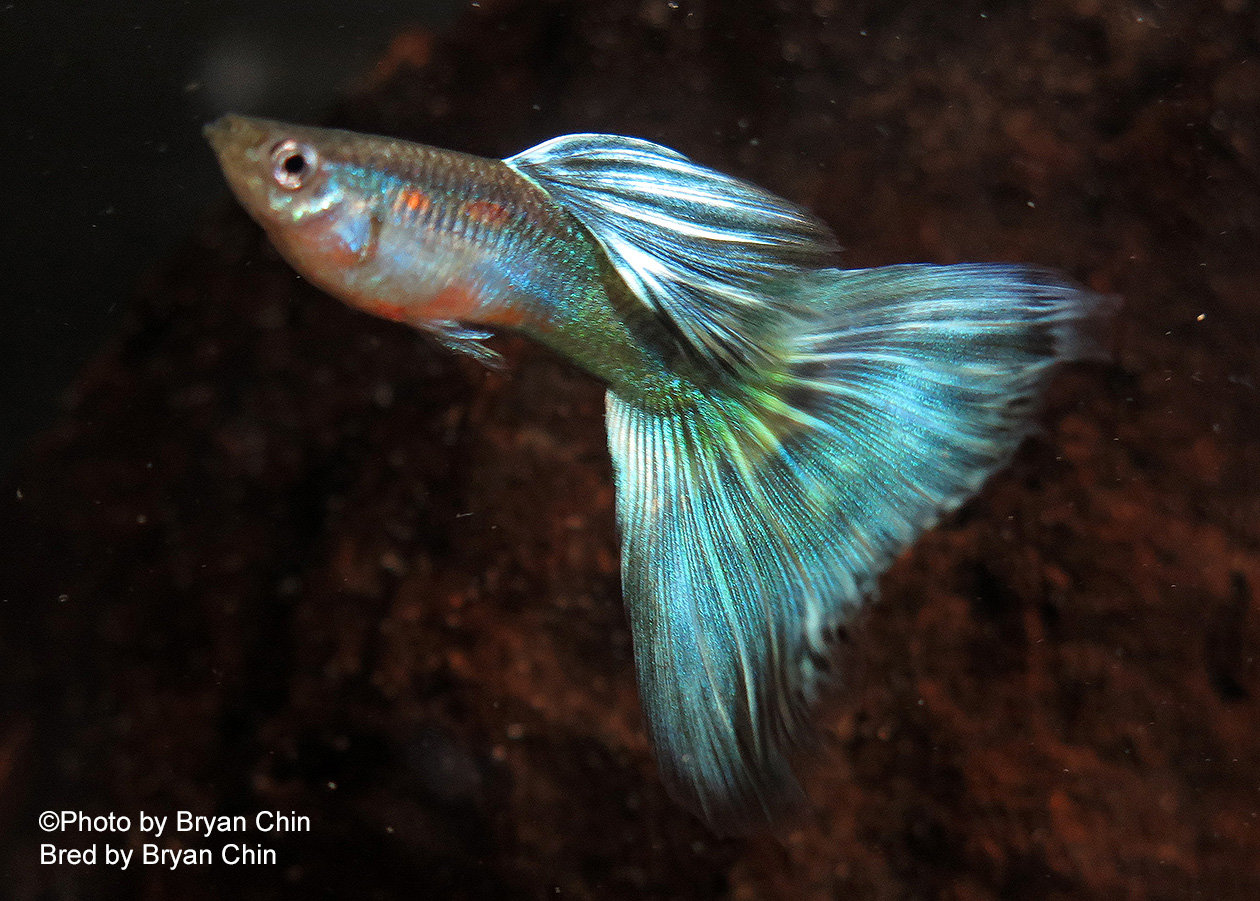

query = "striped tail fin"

[606,266,1112,829]
[509,132,1113,829]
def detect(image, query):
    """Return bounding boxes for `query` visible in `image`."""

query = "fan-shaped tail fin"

[606,265,1113,830]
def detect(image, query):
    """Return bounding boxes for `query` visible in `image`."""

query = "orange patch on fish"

[342,282,536,333]
[425,283,481,320]
[366,300,412,323]
[423,283,537,330]
[491,305,533,329]
[394,187,431,217]
[462,200,511,228]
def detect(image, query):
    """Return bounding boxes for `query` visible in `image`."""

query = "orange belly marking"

[426,283,481,320]
[462,200,511,228]
[423,283,534,330]
[365,299,412,323]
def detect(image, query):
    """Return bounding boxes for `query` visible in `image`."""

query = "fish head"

[205,115,381,288]
[205,115,348,226]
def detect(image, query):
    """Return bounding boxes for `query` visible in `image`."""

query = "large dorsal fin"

[506,134,839,374]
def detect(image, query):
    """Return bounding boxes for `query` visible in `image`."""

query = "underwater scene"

[2,0,1258,898]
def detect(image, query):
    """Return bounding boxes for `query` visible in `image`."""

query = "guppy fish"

[206,115,1109,830]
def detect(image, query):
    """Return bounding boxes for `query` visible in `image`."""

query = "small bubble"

[372,382,395,408]
[640,0,669,27]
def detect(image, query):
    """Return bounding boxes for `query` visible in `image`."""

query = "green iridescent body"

[208,116,709,410]
[207,115,1112,831]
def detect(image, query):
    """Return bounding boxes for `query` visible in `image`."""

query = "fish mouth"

[204,114,280,216]
[203,114,271,160]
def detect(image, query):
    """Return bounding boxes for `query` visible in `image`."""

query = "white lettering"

[139,811,167,837]
[176,812,246,836]
[40,844,98,865]
[255,810,310,832]
[221,843,277,865]
[57,811,129,832]
[143,845,212,870]
[104,844,133,869]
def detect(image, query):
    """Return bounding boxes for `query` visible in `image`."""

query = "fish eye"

[270,140,317,190]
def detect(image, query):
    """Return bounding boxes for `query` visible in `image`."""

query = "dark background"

[2,0,1259,898]
[0,0,462,473]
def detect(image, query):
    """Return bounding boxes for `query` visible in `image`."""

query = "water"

[1,1,1257,898]
[1,0,463,472]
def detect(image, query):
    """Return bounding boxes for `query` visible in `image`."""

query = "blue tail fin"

[509,130,1113,829]
[606,265,1112,829]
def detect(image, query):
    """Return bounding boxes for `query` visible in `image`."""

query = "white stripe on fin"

[604,265,1112,831]
[506,134,839,374]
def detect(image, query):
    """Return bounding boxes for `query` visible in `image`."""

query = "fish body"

[205,117,685,401]
[206,115,1111,830]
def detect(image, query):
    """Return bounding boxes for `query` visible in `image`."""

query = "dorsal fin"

[506,134,839,374]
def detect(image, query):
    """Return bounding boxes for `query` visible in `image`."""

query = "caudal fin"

[606,265,1113,830]
[508,130,1113,829]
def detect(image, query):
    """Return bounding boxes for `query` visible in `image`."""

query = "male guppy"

[206,115,1109,830]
